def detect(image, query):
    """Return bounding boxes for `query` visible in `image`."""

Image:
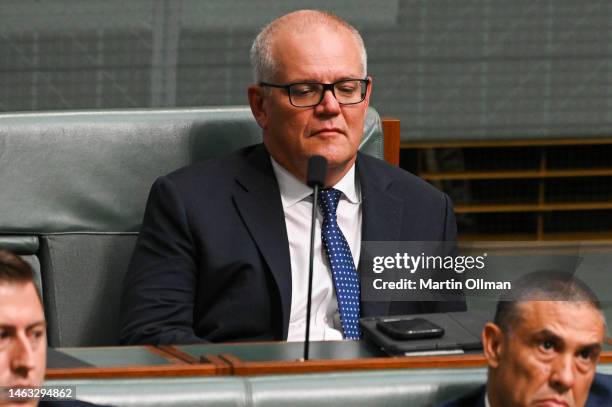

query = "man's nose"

[550,354,575,393]
[10,333,35,376]
[316,88,341,115]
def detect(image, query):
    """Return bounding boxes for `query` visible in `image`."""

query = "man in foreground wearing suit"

[439,271,611,407]
[0,250,103,407]
[120,9,464,345]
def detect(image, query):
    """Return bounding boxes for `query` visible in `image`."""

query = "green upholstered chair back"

[0,106,385,346]
[44,365,612,406]
[46,368,487,407]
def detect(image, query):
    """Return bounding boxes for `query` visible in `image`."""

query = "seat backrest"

[45,368,487,407]
[43,366,612,406]
[0,106,387,346]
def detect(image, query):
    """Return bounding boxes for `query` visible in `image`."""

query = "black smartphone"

[376,317,445,340]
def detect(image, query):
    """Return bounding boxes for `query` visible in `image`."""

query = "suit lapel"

[232,145,292,338]
[358,154,404,242]
[357,154,404,317]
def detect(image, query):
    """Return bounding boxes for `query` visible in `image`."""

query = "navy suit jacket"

[438,373,612,407]
[119,144,465,345]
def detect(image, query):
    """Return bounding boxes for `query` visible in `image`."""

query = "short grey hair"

[250,10,367,83]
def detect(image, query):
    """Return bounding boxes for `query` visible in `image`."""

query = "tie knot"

[318,188,342,216]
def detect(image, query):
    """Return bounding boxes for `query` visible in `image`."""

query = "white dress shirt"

[270,157,362,341]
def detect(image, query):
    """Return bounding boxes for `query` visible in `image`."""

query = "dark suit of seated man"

[119,9,465,345]
[439,271,610,407]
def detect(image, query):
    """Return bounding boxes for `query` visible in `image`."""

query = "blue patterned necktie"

[318,188,361,340]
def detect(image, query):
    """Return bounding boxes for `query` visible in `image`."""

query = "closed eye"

[291,84,319,96]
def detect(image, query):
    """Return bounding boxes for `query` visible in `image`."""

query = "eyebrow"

[27,321,46,330]
[533,329,561,341]
[578,343,603,357]
[0,321,46,330]
[288,76,364,83]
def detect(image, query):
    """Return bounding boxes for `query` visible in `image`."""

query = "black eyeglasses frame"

[259,78,370,108]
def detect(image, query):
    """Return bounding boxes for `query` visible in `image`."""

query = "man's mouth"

[535,398,570,407]
[311,128,344,136]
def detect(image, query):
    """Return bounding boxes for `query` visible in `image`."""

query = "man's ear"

[248,85,268,130]
[363,75,373,109]
[482,322,505,368]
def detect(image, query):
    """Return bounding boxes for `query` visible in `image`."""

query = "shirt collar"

[270,157,360,209]
[333,162,360,204]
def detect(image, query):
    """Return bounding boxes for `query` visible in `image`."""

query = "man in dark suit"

[120,9,464,345]
[439,271,609,407]
[439,374,611,407]
[0,250,103,407]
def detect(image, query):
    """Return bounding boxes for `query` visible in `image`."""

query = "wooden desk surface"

[46,345,219,379]
[46,340,612,378]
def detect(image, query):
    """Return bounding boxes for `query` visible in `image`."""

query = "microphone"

[306,155,327,188]
[304,155,327,361]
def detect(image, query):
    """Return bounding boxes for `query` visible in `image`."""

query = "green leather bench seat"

[46,377,248,407]
[46,368,487,407]
[0,235,39,253]
[44,364,612,407]
[0,107,385,347]
[247,369,486,407]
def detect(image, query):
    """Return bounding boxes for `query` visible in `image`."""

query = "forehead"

[271,24,363,81]
[0,282,44,325]
[515,301,605,344]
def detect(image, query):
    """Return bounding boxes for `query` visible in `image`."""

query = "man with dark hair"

[439,270,611,407]
[0,249,102,407]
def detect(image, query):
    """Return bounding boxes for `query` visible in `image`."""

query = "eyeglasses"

[259,78,369,108]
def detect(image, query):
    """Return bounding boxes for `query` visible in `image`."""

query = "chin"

[313,147,356,166]
[329,154,357,169]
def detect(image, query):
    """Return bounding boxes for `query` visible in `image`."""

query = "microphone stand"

[304,183,320,361]
[303,155,326,361]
